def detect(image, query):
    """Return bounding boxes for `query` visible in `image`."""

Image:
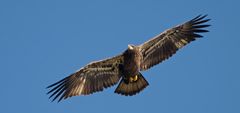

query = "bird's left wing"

[47,55,123,102]
[139,15,210,71]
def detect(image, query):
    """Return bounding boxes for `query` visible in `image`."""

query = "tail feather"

[114,73,149,96]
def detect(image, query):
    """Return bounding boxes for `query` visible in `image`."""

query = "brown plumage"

[47,15,210,102]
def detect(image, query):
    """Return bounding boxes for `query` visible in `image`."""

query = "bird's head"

[128,44,135,50]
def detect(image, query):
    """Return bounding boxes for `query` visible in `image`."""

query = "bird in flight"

[47,15,210,102]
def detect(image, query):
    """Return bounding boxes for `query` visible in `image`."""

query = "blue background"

[1,0,239,113]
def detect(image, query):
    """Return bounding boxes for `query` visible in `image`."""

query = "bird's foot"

[129,75,138,82]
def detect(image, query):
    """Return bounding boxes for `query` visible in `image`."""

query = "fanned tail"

[114,73,149,96]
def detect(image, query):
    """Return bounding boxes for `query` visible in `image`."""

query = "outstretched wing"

[139,15,210,70]
[47,55,124,102]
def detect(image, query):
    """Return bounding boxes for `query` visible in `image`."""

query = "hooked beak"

[128,44,134,50]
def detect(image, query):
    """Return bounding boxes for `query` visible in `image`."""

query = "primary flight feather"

[47,15,210,102]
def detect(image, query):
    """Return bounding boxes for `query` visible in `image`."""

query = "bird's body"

[122,45,141,82]
[115,45,149,95]
[47,15,210,102]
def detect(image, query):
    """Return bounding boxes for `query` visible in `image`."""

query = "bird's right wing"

[139,15,210,70]
[47,55,124,102]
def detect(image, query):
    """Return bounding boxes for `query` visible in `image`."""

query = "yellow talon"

[129,75,138,82]
[133,75,138,81]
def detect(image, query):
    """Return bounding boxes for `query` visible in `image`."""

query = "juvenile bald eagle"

[47,15,210,102]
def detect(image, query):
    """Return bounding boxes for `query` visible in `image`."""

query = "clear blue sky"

[1,0,239,113]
